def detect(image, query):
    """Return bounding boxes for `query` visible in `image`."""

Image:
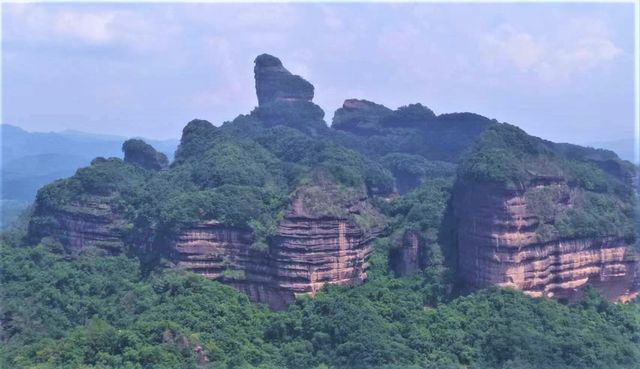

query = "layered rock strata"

[454,180,638,300]
[172,190,383,310]
[29,195,126,254]
[270,214,377,296]
[170,221,292,308]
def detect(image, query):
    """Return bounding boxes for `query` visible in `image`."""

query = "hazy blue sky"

[2,2,636,144]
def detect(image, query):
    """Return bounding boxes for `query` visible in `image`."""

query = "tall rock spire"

[254,54,314,106]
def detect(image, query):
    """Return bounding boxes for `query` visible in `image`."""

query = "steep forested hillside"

[2,54,638,369]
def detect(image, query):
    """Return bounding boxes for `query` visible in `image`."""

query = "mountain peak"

[254,53,284,68]
[254,53,314,106]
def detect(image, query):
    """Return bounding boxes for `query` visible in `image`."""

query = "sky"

[1,2,636,145]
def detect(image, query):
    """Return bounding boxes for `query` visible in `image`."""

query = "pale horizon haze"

[2,2,636,147]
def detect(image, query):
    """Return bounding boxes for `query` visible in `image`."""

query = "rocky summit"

[254,53,314,106]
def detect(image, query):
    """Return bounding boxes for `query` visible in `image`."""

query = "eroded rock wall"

[454,181,638,300]
[171,193,383,310]
[271,215,375,296]
[29,195,127,254]
[170,221,294,309]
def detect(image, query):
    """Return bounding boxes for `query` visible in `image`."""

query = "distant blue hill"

[1,124,178,227]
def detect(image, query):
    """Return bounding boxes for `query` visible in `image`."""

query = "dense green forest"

[2,231,640,369]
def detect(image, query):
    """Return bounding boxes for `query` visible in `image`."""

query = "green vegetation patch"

[4,241,638,369]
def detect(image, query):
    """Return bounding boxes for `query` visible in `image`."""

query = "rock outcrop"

[269,185,382,298]
[170,221,291,308]
[172,183,384,310]
[331,100,496,163]
[252,54,326,135]
[254,54,314,106]
[454,180,638,301]
[122,139,168,170]
[28,194,127,254]
[331,99,392,136]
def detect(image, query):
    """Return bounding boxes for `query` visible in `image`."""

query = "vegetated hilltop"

[0,124,177,228]
[455,123,638,301]
[2,54,639,369]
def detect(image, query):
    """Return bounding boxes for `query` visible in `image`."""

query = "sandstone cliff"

[389,229,422,276]
[27,157,145,254]
[28,194,127,254]
[26,54,638,311]
[454,124,639,301]
[454,180,638,300]
[252,54,326,135]
[171,182,384,310]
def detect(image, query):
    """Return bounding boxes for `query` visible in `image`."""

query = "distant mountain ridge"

[1,124,177,163]
[1,124,178,227]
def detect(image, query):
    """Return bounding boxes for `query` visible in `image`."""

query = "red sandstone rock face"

[171,220,293,309]
[171,188,383,310]
[29,195,126,254]
[272,215,375,295]
[454,181,638,300]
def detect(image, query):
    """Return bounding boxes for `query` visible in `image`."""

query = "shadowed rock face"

[28,194,127,254]
[332,99,392,136]
[454,180,639,301]
[331,99,496,163]
[390,230,422,276]
[254,54,314,106]
[252,54,326,135]
[122,139,168,170]
[172,185,384,310]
